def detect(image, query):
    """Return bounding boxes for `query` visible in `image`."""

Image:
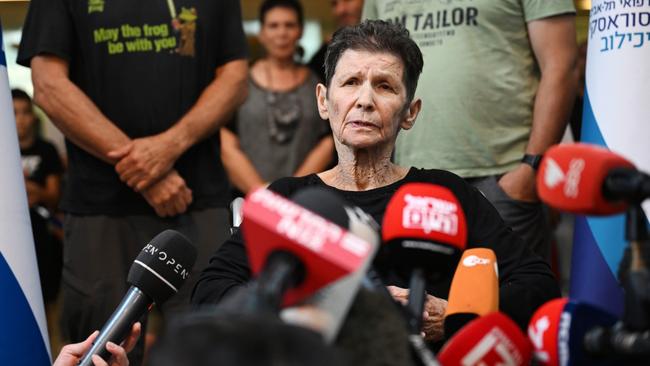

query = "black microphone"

[78,230,197,366]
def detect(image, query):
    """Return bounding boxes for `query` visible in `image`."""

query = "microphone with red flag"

[444,248,499,338]
[240,187,376,312]
[438,312,532,366]
[527,297,618,366]
[537,143,649,215]
[380,183,467,335]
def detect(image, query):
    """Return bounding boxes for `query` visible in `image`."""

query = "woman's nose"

[355,83,375,110]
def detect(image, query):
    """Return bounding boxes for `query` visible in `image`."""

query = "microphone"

[438,312,532,366]
[537,143,648,215]
[444,248,499,338]
[78,230,197,366]
[538,143,650,356]
[380,183,467,334]
[281,191,381,343]
[241,187,376,312]
[527,297,618,366]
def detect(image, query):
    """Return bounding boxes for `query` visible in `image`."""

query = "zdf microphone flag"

[0,23,51,365]
[571,0,650,317]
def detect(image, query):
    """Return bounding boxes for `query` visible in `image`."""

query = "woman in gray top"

[221,0,334,194]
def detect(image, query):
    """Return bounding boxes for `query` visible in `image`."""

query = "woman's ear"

[400,98,421,131]
[316,83,329,120]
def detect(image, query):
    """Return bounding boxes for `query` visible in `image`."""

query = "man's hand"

[498,164,538,202]
[108,132,183,191]
[387,286,447,342]
[141,170,192,217]
[53,322,141,366]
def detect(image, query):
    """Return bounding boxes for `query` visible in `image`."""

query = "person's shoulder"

[267,174,322,198]
[405,167,477,203]
[407,167,467,187]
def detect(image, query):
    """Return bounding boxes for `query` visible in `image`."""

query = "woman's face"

[259,7,302,61]
[316,49,420,150]
[13,98,36,140]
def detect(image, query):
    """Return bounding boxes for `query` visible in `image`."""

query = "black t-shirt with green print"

[18,0,248,214]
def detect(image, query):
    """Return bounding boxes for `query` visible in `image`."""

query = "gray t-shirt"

[363,0,575,177]
[229,71,329,181]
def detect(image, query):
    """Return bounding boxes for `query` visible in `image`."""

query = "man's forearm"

[31,56,130,165]
[163,59,248,156]
[526,15,578,155]
[526,67,578,155]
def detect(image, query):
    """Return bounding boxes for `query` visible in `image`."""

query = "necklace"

[264,61,302,144]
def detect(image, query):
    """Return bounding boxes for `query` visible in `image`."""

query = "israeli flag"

[0,23,52,365]
[571,0,650,317]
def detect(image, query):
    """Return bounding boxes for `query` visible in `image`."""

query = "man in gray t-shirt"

[363,0,578,260]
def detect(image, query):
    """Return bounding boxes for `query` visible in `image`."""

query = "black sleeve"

[191,177,301,305]
[460,177,560,329]
[41,141,64,177]
[17,0,74,67]
[214,0,248,67]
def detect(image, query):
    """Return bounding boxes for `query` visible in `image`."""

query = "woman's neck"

[264,56,295,70]
[19,134,35,150]
[320,144,409,191]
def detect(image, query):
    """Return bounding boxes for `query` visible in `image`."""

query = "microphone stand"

[585,203,650,363]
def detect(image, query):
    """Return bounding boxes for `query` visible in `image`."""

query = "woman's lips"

[348,120,376,128]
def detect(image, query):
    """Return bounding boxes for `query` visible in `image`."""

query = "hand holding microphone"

[77,230,197,366]
[54,323,140,366]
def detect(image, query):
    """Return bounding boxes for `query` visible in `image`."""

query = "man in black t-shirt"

[17,1,248,363]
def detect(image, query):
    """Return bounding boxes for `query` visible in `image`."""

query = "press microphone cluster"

[78,230,197,366]
[535,142,650,364]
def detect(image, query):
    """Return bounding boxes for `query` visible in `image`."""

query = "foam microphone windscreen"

[242,187,375,306]
[444,248,499,338]
[381,182,467,276]
[438,312,532,366]
[537,143,635,215]
[127,229,197,305]
[527,298,618,366]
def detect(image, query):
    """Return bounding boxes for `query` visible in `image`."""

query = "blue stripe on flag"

[0,21,6,67]
[568,90,625,316]
[0,253,51,365]
[571,216,624,317]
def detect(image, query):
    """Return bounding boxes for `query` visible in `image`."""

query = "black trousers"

[59,208,230,366]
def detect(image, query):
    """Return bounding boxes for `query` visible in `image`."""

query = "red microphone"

[381,183,467,334]
[527,298,567,366]
[241,187,375,309]
[527,297,618,366]
[537,143,648,215]
[438,312,532,366]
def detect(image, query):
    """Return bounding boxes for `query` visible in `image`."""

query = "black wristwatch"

[521,154,543,170]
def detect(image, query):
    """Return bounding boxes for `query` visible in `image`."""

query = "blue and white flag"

[571,0,650,317]
[0,23,51,365]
